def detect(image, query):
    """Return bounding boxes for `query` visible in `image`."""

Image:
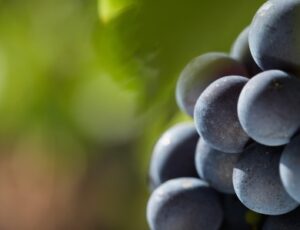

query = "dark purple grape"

[230,26,261,76]
[194,75,249,153]
[147,178,223,230]
[195,139,240,194]
[249,0,300,73]
[148,122,199,190]
[280,133,300,203]
[176,52,248,116]
[238,70,300,146]
[233,143,298,215]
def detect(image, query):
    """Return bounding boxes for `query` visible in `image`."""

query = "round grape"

[238,70,300,146]
[280,133,300,203]
[249,0,300,73]
[230,26,261,76]
[147,178,223,230]
[148,122,199,190]
[195,139,240,194]
[194,75,250,153]
[176,52,248,116]
[233,144,298,215]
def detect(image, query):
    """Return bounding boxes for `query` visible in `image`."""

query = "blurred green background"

[0,0,264,229]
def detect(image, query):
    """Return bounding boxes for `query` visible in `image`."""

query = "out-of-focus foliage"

[97,0,263,107]
[96,0,264,181]
[99,0,136,23]
[0,0,142,229]
[0,0,264,229]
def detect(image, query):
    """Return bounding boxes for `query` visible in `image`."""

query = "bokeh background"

[0,0,264,229]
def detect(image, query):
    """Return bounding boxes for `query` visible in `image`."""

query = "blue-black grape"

[230,26,261,76]
[233,143,298,215]
[263,207,300,230]
[280,133,300,203]
[195,139,240,194]
[148,122,199,190]
[147,178,223,230]
[176,52,248,116]
[238,70,300,146]
[194,75,250,153]
[249,0,300,73]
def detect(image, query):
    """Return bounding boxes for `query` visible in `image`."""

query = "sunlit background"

[0,0,264,229]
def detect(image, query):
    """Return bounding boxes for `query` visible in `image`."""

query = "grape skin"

[195,139,240,194]
[280,133,300,203]
[194,75,249,153]
[233,144,298,215]
[230,26,261,76]
[176,52,248,116]
[249,0,300,73]
[148,122,199,190]
[238,70,300,146]
[147,178,223,230]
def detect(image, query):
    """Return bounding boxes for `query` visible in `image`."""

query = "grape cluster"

[146,1,300,229]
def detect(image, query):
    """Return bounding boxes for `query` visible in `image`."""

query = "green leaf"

[97,0,264,111]
[98,0,136,23]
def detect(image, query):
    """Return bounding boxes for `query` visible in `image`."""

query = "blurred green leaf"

[69,73,138,144]
[97,0,264,111]
[98,0,136,23]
